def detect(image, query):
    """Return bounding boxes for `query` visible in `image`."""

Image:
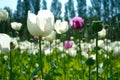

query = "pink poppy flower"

[70,16,84,30]
[64,41,73,49]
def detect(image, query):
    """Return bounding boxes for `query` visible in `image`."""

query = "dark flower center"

[73,20,80,29]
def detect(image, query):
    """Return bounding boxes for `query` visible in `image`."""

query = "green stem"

[39,37,43,79]
[110,65,113,80]
[0,54,1,75]
[105,39,109,79]
[110,54,113,79]
[49,42,51,62]
[89,66,91,80]
[55,40,59,63]
[64,56,66,80]
[63,41,66,80]
[10,50,12,80]
[0,54,3,79]
[96,33,99,80]
[78,35,84,80]
[106,51,109,79]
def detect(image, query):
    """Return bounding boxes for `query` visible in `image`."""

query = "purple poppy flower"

[70,16,84,30]
[34,36,39,41]
[64,41,73,49]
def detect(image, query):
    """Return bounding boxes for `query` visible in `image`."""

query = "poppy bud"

[86,57,95,66]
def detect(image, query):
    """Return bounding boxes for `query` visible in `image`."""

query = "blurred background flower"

[98,28,106,38]
[44,30,56,42]
[0,9,8,21]
[11,22,22,31]
[64,40,73,49]
[54,20,69,34]
[34,36,39,41]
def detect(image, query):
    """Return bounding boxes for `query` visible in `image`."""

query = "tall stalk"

[55,40,59,62]
[63,55,66,80]
[78,31,84,80]
[10,46,12,80]
[49,42,52,62]
[63,39,66,80]
[39,36,43,79]
[89,66,91,80]
[110,52,113,80]
[96,33,99,80]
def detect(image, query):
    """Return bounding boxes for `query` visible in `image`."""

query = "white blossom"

[55,20,69,34]
[11,22,22,31]
[98,28,106,38]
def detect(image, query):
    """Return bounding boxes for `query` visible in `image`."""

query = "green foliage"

[0,45,120,80]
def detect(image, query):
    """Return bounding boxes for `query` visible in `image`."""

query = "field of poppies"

[0,9,120,80]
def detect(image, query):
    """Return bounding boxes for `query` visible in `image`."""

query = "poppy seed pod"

[10,42,15,50]
[86,57,95,66]
[91,21,103,33]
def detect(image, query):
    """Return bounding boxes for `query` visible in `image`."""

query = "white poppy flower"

[0,9,8,21]
[0,33,11,53]
[0,34,18,53]
[55,20,69,34]
[27,10,54,37]
[27,11,41,36]
[44,31,56,42]
[36,10,54,37]
[98,28,106,38]
[67,48,77,57]
[3,55,8,61]
[98,40,104,48]
[11,22,22,31]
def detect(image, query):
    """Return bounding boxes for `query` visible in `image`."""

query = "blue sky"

[0,0,17,12]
